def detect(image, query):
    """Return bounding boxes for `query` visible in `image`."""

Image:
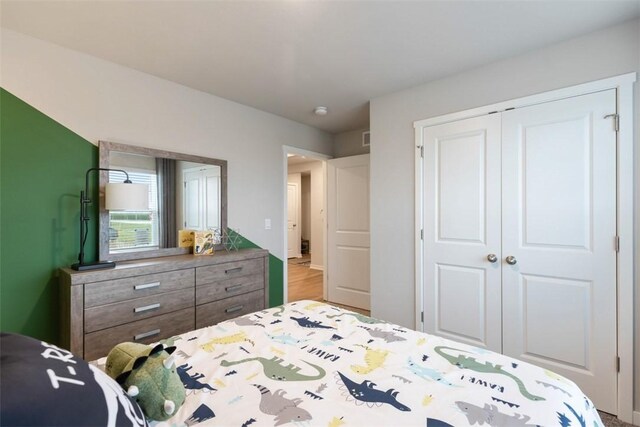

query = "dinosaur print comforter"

[102,301,604,426]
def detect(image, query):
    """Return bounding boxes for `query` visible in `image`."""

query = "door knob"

[506,256,517,265]
[487,254,498,263]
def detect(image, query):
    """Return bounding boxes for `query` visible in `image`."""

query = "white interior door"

[183,166,220,230]
[501,90,617,413]
[422,114,502,351]
[287,181,300,258]
[203,169,221,230]
[327,154,370,310]
[183,169,202,229]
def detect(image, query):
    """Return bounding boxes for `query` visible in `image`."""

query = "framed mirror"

[98,141,227,261]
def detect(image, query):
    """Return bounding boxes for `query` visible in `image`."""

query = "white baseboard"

[310,264,324,271]
[632,410,640,426]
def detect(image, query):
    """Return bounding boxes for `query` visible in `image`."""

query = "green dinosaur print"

[272,306,286,317]
[326,312,387,324]
[434,346,545,401]
[220,356,326,382]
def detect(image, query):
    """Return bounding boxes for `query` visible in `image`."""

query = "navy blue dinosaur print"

[336,371,411,411]
[564,402,585,427]
[426,419,455,427]
[290,316,335,329]
[177,364,216,393]
[557,412,571,427]
[184,404,215,426]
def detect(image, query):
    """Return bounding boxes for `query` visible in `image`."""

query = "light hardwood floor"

[288,261,323,301]
[287,256,370,316]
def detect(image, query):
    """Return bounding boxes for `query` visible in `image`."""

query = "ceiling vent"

[362,131,370,147]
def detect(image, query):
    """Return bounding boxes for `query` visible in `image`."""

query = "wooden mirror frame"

[98,141,228,262]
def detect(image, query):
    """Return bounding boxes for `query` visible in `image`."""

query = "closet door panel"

[422,114,502,351]
[501,89,617,414]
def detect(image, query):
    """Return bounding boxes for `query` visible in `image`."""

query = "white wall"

[288,160,325,269]
[334,128,370,158]
[0,29,333,260]
[370,18,640,414]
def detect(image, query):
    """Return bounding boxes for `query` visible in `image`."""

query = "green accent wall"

[0,88,285,344]
[233,230,284,307]
[1,88,98,344]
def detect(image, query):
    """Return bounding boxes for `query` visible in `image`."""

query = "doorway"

[283,147,330,307]
[287,165,322,302]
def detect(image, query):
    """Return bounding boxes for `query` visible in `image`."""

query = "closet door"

[501,90,617,413]
[422,114,502,351]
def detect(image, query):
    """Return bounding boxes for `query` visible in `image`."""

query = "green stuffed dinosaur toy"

[105,342,186,421]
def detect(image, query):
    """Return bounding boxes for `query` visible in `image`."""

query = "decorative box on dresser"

[60,248,268,360]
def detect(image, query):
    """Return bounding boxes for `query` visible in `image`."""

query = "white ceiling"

[2,1,639,134]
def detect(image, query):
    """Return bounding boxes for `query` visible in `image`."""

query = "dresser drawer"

[84,307,194,361]
[196,273,264,304]
[84,269,195,308]
[84,288,195,333]
[196,290,264,328]
[196,258,263,286]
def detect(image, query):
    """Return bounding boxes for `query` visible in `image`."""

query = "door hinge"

[604,114,619,132]
[615,235,620,252]
[417,145,424,158]
[420,229,424,240]
[617,356,620,372]
[421,311,424,323]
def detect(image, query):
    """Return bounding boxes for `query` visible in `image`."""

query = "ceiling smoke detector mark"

[314,106,328,116]
[362,131,370,147]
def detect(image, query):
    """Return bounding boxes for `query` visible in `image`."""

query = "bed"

[89,300,603,426]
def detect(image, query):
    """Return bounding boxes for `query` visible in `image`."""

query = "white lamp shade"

[105,183,149,211]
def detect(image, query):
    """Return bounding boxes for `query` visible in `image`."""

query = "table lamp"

[71,167,148,271]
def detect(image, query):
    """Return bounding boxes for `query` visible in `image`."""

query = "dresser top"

[60,248,268,285]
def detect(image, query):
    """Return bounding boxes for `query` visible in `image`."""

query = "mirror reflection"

[108,151,222,254]
[99,141,227,261]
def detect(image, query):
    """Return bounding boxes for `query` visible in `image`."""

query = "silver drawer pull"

[225,284,243,292]
[134,329,160,340]
[134,282,160,291]
[134,303,161,313]
[225,305,244,314]
[225,267,243,274]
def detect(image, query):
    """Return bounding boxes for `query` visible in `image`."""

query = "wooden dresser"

[59,249,268,360]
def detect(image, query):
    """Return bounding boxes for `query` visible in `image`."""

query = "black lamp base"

[71,261,116,271]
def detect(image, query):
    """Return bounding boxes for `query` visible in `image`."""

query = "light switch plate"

[264,218,271,230]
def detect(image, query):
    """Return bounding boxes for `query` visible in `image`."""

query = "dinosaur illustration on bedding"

[326,312,387,325]
[434,346,545,401]
[200,331,255,352]
[336,371,411,412]
[405,357,456,386]
[359,326,407,343]
[266,333,309,346]
[115,300,602,427]
[290,316,335,329]
[455,401,537,426]
[350,346,389,375]
[220,356,326,381]
[177,364,216,394]
[252,384,312,426]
